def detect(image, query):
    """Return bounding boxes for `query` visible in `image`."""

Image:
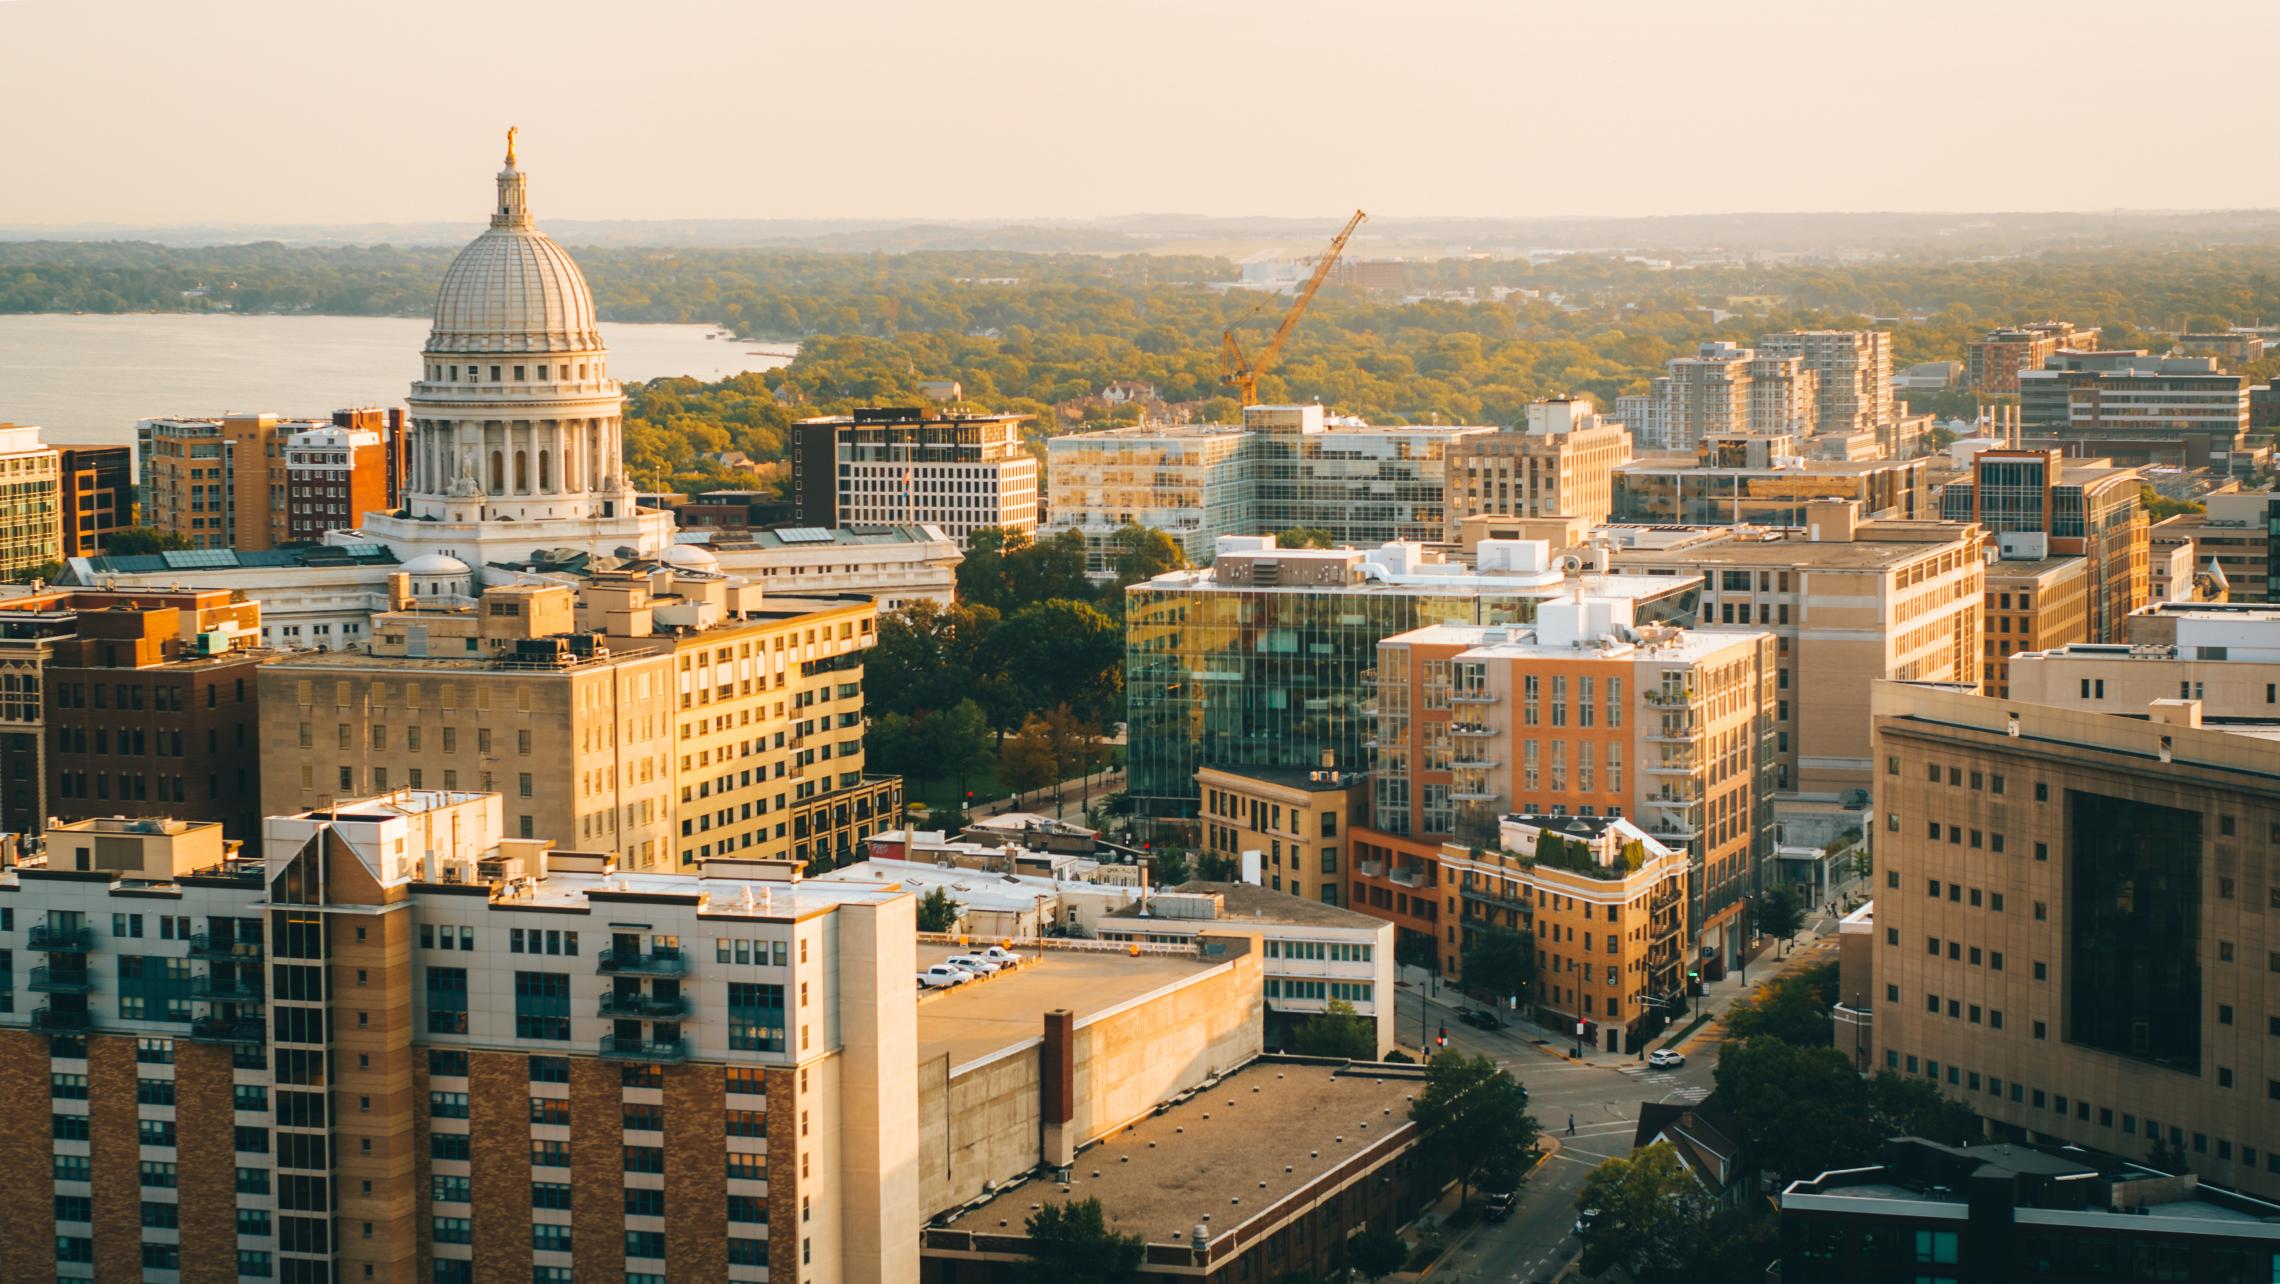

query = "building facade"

[1868,682,2280,1201]
[1939,450,2148,642]
[136,414,328,552]
[1979,550,2089,699]
[0,423,62,578]
[1244,404,1493,548]
[283,424,391,545]
[1194,763,1369,906]
[1612,441,1927,527]
[2008,603,2280,716]
[698,524,963,611]
[1440,397,1634,537]
[1966,321,2095,394]
[2147,491,2278,604]
[1757,330,1895,439]
[55,444,131,559]
[790,409,1038,548]
[2018,351,2252,472]
[1043,422,1255,574]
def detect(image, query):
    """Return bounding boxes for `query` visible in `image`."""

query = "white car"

[980,945,1024,966]
[916,964,972,989]
[1647,1049,1686,1069]
[944,954,1002,976]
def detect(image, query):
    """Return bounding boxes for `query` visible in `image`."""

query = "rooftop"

[942,1059,1425,1247]
[1197,764,1368,793]
[693,522,957,551]
[1601,525,1975,570]
[73,543,401,576]
[1617,456,1913,477]
[1384,618,1761,665]
[1110,881,1392,931]
[1786,1138,2280,1232]
[915,946,1212,1071]
[813,859,1137,915]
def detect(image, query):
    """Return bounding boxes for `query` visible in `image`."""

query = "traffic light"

[1436,1025,1448,1048]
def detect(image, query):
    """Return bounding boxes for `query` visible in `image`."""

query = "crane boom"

[1220,208,1367,409]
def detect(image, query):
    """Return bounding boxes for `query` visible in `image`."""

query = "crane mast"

[1220,209,1368,409]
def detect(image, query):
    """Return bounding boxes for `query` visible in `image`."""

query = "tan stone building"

[1195,762,1369,905]
[1868,681,2280,1201]
[1602,501,1986,800]
[1439,814,1688,1053]
[1440,396,1634,538]
[2009,603,2280,716]
[1980,552,2089,698]
[2149,491,2277,604]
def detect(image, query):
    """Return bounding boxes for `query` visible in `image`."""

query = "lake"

[0,313,796,446]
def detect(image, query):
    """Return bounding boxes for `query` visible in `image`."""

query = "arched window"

[514,450,529,492]
[489,451,504,494]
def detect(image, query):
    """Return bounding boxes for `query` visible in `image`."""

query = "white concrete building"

[690,524,962,610]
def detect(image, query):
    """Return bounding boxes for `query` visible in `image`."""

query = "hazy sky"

[7,0,2278,226]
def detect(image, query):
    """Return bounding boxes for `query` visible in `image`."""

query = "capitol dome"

[400,553,471,576]
[659,542,722,572]
[425,138,600,355]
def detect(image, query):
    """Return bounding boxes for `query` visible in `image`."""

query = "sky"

[6,0,2279,227]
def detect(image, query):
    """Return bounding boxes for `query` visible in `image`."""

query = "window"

[528,1056,570,1084]
[425,967,469,1035]
[513,972,570,1041]
[531,1182,573,1211]
[625,1231,667,1260]
[531,1224,572,1253]
[727,982,786,1052]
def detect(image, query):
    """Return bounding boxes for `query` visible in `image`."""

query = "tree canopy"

[1020,1197,1143,1284]
[1459,926,1535,1004]
[1576,1143,1770,1284]
[1721,961,1838,1047]
[1410,1050,1539,1201]
[1290,998,1378,1060]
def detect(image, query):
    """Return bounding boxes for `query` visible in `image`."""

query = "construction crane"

[1219,208,1367,409]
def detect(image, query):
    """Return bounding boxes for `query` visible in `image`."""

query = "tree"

[1107,523,1187,590]
[1713,1038,1882,1184]
[1867,1071,1982,1146]
[1459,926,1535,1006]
[1020,1197,1143,1284]
[999,716,1061,799]
[1291,998,1377,1060]
[1276,527,1336,549]
[1194,851,1237,882]
[920,699,996,816]
[1575,1142,1714,1282]
[1757,886,1805,956]
[101,526,191,555]
[916,887,960,933]
[992,598,1123,726]
[1410,1051,1539,1203]
[1148,849,1190,887]
[1346,1230,1408,1283]
[869,600,1001,721]
[1721,961,1836,1046]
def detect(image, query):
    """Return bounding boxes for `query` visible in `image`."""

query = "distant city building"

[54,444,130,559]
[662,489,795,533]
[136,414,328,551]
[692,523,962,610]
[1892,360,1960,392]
[1869,681,2280,1203]
[2176,330,2264,367]
[1440,396,1634,537]
[0,585,274,839]
[1966,320,2096,393]
[2017,351,2253,473]
[1600,501,1987,800]
[1612,433,1928,526]
[1939,449,2148,641]
[332,406,411,509]
[0,423,62,579]
[1782,1137,2280,1282]
[790,407,1038,548]
[282,423,390,544]
[1759,330,1894,438]
[1124,535,1703,825]
[1242,404,1493,547]
[1353,599,1773,981]
[1652,341,1816,449]
[2146,491,2278,603]
[1044,422,1256,573]
[65,542,405,649]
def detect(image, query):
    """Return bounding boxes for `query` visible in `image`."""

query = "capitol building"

[355,136,674,574]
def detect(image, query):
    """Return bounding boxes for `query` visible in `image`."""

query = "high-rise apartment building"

[1868,681,2280,1201]
[2018,351,2253,473]
[1355,595,1775,975]
[1979,544,2089,699]
[0,788,921,1284]
[55,444,131,558]
[283,424,391,544]
[332,406,411,509]
[0,585,273,839]
[1661,342,1759,450]
[1124,535,1703,827]
[1602,501,1986,799]
[1043,422,1256,573]
[790,407,1038,548]
[258,574,897,873]
[1966,321,2095,394]
[1440,397,1634,537]
[1939,450,2148,642]
[1243,404,1493,547]
[1744,352,1819,440]
[1757,330,1895,439]
[137,414,328,551]
[0,422,62,578]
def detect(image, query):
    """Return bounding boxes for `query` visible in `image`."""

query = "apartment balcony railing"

[597,1036,689,1063]
[188,1016,265,1045]
[1450,690,1500,705]
[1450,756,1500,770]
[1450,788,1500,803]
[29,966,94,994]
[190,973,265,1003]
[596,948,688,977]
[31,1005,93,1034]
[1461,885,1532,916]
[1642,688,1701,708]
[597,992,690,1020]
[187,933,263,962]
[28,924,94,952]
[1450,723,1493,738]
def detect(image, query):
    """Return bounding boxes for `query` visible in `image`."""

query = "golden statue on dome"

[505,126,518,166]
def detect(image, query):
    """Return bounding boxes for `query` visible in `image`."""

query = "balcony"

[31,1005,92,1035]
[1449,789,1500,803]
[1643,688,1700,708]
[1450,757,1500,770]
[1450,690,1499,705]
[597,948,688,977]
[1644,758,1697,775]
[190,973,265,1003]
[598,1036,688,1063]
[188,933,262,962]
[1462,885,1531,916]
[28,965,93,994]
[597,992,690,1020]
[1450,723,1493,738]
[28,923,94,952]
[188,1016,265,1045]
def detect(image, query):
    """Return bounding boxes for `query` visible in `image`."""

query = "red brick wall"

[0,1030,57,1280]
[664,1063,728,1281]
[87,1034,141,1281]
[174,1040,239,1284]
[569,1058,625,1284]
[468,1051,533,1283]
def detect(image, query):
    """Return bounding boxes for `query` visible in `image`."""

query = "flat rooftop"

[1135,566,1698,600]
[1197,764,1366,794]
[1609,535,1964,570]
[1110,880,1390,931]
[915,946,1211,1071]
[944,1060,1424,1245]
[1616,457,1913,477]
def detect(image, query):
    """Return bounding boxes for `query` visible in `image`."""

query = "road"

[1391,892,1858,1280]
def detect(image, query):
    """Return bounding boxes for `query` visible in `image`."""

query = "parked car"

[1482,1188,1516,1221]
[1458,1008,1504,1031]
[1573,1208,1600,1238]
[980,945,1024,966]
[916,964,971,989]
[944,954,1002,976]
[1647,1049,1686,1069]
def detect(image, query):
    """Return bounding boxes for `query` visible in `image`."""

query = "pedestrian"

[1566,1114,1576,1136]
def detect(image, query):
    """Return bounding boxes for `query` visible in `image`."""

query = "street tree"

[1867,1071,1982,1145]
[916,887,960,933]
[1720,962,1836,1046]
[1410,1051,1540,1203]
[1346,1230,1408,1283]
[1714,1038,1881,1183]
[999,716,1061,799]
[923,699,996,817]
[1459,926,1535,1007]
[1290,998,1377,1060]
[1020,1197,1144,1284]
[1108,522,1187,589]
[1757,886,1805,955]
